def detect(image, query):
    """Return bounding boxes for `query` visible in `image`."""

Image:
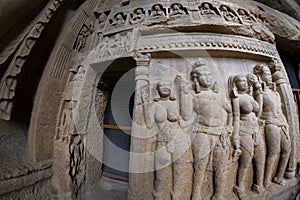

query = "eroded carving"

[149,4,166,18]
[110,12,126,27]
[95,12,109,30]
[237,8,256,23]
[229,74,265,199]
[200,2,220,16]
[52,64,86,199]
[169,3,187,18]
[97,32,131,59]
[219,5,241,23]
[129,8,145,25]
[73,25,91,52]
[253,64,291,187]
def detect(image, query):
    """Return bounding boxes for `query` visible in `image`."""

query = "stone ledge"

[0,163,52,195]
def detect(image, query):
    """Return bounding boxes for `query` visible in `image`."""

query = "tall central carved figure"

[180,59,233,200]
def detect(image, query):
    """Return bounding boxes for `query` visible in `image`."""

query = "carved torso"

[238,93,259,120]
[154,100,180,142]
[261,86,283,124]
[193,90,226,127]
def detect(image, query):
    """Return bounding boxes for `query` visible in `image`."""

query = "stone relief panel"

[94,31,132,60]
[52,65,86,199]
[73,24,93,52]
[91,1,275,44]
[128,56,299,200]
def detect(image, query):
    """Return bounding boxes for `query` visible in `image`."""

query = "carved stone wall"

[0,0,299,199]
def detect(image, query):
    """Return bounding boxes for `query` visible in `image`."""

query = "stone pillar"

[128,52,155,200]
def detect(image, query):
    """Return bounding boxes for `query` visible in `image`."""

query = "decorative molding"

[72,10,89,33]
[51,45,74,79]
[93,1,273,44]
[136,32,277,57]
[0,0,64,121]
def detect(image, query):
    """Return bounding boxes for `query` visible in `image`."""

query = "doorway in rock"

[100,57,136,182]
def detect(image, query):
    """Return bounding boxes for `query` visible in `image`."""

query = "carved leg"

[273,130,291,185]
[192,155,209,200]
[253,133,265,193]
[264,125,281,188]
[237,145,252,190]
[154,143,172,200]
[172,148,193,200]
[211,138,230,200]
[191,134,210,200]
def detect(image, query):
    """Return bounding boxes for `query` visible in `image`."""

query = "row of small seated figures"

[94,2,267,30]
[142,59,292,200]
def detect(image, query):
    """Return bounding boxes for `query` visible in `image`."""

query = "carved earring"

[212,81,219,93]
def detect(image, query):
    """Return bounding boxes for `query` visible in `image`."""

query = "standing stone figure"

[253,64,291,187]
[181,58,233,200]
[74,26,89,52]
[143,81,192,200]
[229,74,265,200]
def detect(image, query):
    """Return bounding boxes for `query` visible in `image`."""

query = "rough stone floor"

[0,121,35,179]
[80,176,128,200]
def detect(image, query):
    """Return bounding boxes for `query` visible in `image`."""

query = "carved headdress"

[253,64,276,90]
[191,58,218,93]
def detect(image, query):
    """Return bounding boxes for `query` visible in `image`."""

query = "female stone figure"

[143,81,192,200]
[180,58,233,200]
[253,64,291,187]
[229,74,265,200]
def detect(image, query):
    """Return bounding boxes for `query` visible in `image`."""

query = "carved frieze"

[92,2,276,44]
[126,55,299,200]
[136,32,277,57]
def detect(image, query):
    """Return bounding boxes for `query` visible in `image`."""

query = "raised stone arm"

[176,75,193,121]
[141,84,154,129]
